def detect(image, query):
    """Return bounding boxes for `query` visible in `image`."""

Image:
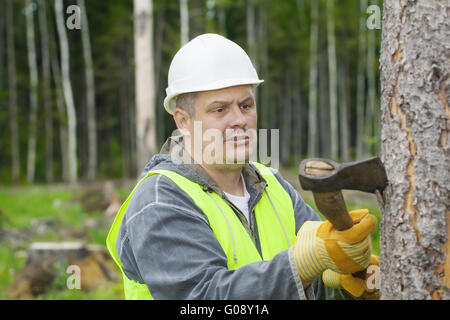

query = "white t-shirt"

[223,174,251,223]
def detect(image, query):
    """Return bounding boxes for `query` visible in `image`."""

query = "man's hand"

[322,255,380,299]
[292,209,377,282]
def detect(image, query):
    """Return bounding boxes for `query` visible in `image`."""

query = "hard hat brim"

[164,79,264,115]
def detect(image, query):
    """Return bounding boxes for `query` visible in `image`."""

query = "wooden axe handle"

[312,190,367,280]
[312,191,353,231]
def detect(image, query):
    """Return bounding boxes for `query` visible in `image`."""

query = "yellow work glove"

[322,255,380,299]
[292,209,377,282]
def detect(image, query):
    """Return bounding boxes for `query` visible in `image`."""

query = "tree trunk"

[246,0,257,68]
[380,0,450,300]
[6,0,20,184]
[78,0,97,181]
[0,1,5,98]
[38,0,53,183]
[217,3,226,37]
[326,0,338,160]
[180,0,189,46]
[365,4,377,157]
[134,0,156,172]
[307,0,319,157]
[339,62,350,162]
[355,0,367,160]
[55,0,77,184]
[48,8,68,182]
[25,0,39,184]
[281,71,292,166]
[257,2,268,130]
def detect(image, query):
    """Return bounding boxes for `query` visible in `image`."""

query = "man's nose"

[228,104,247,128]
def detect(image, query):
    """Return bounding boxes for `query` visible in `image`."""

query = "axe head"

[298,157,388,193]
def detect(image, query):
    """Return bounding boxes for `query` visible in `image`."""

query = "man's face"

[183,85,257,168]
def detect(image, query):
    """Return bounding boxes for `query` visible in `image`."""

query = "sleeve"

[118,174,306,300]
[270,168,357,300]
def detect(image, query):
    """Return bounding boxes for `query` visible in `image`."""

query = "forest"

[1,0,449,302]
[0,0,382,184]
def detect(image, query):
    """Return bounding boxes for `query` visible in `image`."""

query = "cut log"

[8,242,118,299]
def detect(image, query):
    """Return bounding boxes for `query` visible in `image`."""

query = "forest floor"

[0,167,381,300]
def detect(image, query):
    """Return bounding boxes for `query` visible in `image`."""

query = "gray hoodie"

[116,135,352,299]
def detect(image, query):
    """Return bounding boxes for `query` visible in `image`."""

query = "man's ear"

[173,108,191,131]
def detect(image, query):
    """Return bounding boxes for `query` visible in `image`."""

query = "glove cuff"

[293,221,327,282]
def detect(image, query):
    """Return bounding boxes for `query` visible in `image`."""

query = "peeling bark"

[380,0,450,299]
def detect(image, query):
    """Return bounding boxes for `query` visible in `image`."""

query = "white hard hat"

[163,33,264,114]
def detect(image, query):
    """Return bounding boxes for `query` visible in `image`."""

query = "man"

[107,33,378,300]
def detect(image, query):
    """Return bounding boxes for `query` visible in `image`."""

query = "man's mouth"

[224,135,249,145]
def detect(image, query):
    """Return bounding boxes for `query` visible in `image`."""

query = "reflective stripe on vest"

[106,162,296,300]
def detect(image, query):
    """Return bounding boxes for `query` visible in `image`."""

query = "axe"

[298,157,387,283]
[298,156,387,231]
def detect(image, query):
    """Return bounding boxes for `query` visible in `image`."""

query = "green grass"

[0,184,123,300]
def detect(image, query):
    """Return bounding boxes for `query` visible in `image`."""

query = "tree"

[38,0,54,183]
[379,0,450,299]
[55,0,78,183]
[355,0,367,160]
[307,0,318,157]
[180,0,189,46]
[326,0,338,160]
[78,0,97,180]
[6,0,20,184]
[134,0,156,172]
[25,0,39,184]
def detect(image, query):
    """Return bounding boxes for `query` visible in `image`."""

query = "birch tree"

[134,0,156,172]
[380,0,450,299]
[25,0,39,183]
[307,0,319,157]
[6,0,20,184]
[246,0,257,68]
[326,0,338,160]
[180,0,189,46]
[55,0,78,183]
[38,0,53,182]
[78,0,97,180]
[356,0,367,160]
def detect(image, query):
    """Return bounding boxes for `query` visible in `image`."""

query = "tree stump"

[7,242,119,299]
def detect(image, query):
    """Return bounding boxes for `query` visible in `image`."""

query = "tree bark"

[134,0,156,172]
[55,0,77,183]
[38,0,53,183]
[326,0,338,160]
[380,0,450,300]
[6,0,20,184]
[307,0,319,157]
[78,0,97,181]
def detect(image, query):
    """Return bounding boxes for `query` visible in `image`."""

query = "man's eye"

[214,107,224,113]
[241,104,252,110]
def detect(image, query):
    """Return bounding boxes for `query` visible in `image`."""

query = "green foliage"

[0,185,123,299]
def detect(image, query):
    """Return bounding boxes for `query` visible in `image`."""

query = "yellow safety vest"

[106,162,297,300]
